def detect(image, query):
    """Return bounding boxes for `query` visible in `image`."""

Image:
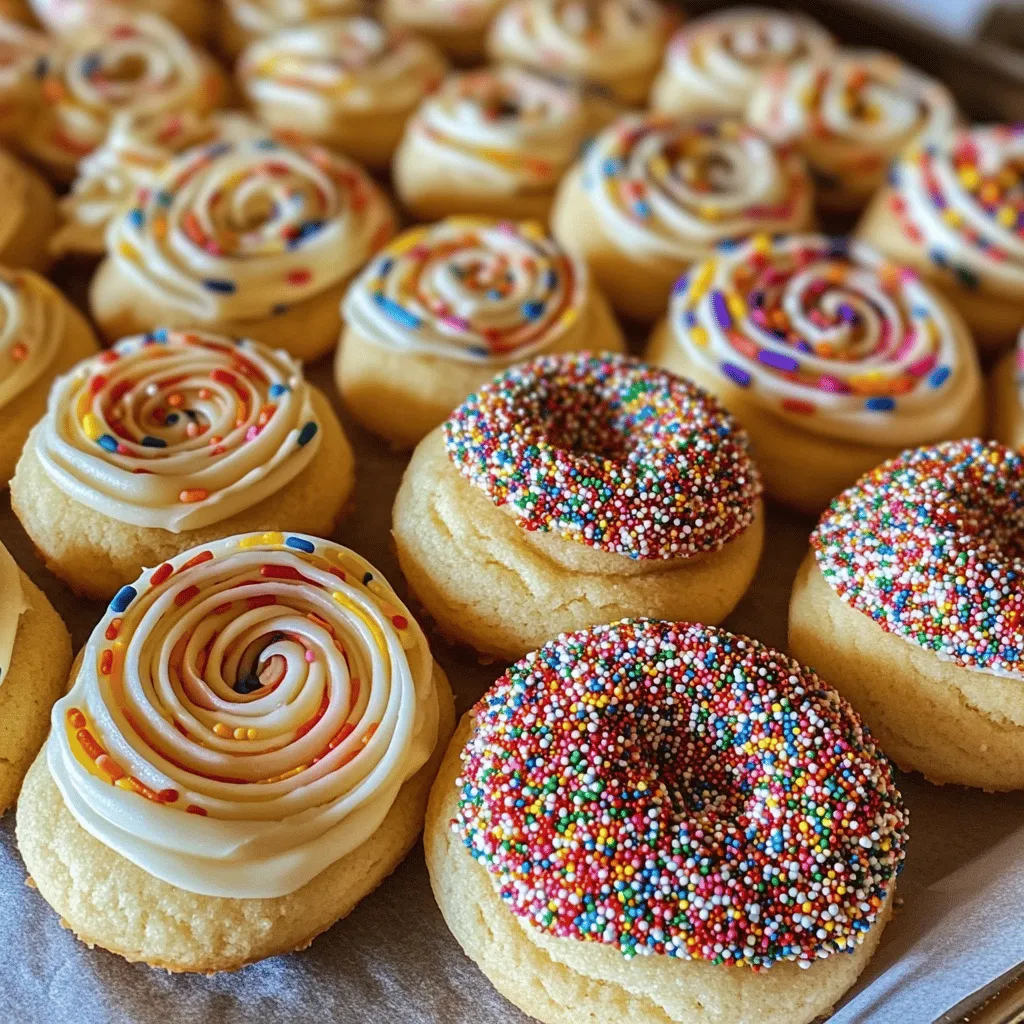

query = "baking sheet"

[3,356,1024,1024]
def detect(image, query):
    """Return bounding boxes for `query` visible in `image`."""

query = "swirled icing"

[239,17,446,122]
[0,541,29,690]
[488,0,670,90]
[343,217,588,364]
[29,0,198,35]
[885,124,1024,299]
[34,330,323,533]
[106,137,395,322]
[579,114,813,266]
[657,8,834,115]
[0,269,65,411]
[226,0,363,39]
[53,111,264,258]
[47,533,441,898]
[669,234,980,446]
[404,66,585,195]
[747,49,956,204]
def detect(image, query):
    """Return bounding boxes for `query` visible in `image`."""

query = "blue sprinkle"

[522,301,545,320]
[33,56,48,78]
[710,291,732,329]
[378,257,394,275]
[602,158,623,176]
[272,304,289,315]
[81,53,101,76]
[468,345,490,359]
[269,383,289,398]
[865,396,896,412]
[97,434,118,452]
[758,350,800,373]
[672,274,689,296]
[205,142,232,159]
[373,292,422,329]
[155,190,173,208]
[254,138,279,150]
[128,209,144,229]
[721,362,751,388]
[928,366,951,388]
[288,220,326,249]
[297,421,318,446]
[166,413,179,426]
[285,536,315,553]
[110,585,138,614]
[204,278,236,294]
[141,436,166,448]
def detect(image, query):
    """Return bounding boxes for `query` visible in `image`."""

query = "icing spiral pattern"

[670,234,980,446]
[344,218,588,364]
[580,115,813,266]
[48,533,440,898]
[656,9,835,115]
[226,0,363,40]
[0,269,65,411]
[444,352,761,559]
[239,18,446,121]
[29,0,199,35]
[107,137,395,322]
[885,124,1024,298]
[747,50,956,204]
[28,11,223,168]
[0,541,28,689]
[407,67,585,195]
[35,330,323,533]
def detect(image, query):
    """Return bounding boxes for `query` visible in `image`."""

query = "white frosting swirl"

[48,533,440,898]
[669,234,979,446]
[654,8,834,116]
[0,269,65,411]
[0,541,28,691]
[405,66,585,195]
[105,137,395,322]
[226,0,363,39]
[29,0,202,35]
[579,114,814,266]
[34,330,324,532]
[343,217,589,364]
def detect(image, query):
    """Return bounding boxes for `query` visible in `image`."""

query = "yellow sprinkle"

[247,728,258,740]
[941,209,961,228]
[690,325,709,347]
[238,531,284,549]
[213,723,231,737]
[117,241,141,263]
[115,777,134,790]
[727,293,747,321]
[998,205,1017,227]
[519,220,547,241]
[559,307,578,330]
[233,727,247,740]
[958,167,980,190]
[82,413,102,440]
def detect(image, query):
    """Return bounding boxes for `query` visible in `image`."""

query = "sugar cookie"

[0,149,61,272]
[426,619,905,1024]
[382,0,506,64]
[29,0,212,42]
[11,329,354,599]
[991,331,1024,450]
[220,0,363,60]
[0,18,48,141]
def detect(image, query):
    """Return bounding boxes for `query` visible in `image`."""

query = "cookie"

[991,332,1024,450]
[0,149,61,273]
[382,0,506,64]
[220,0,363,59]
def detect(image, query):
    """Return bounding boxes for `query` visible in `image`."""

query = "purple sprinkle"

[837,303,858,324]
[758,350,800,373]
[711,291,732,329]
[721,362,751,387]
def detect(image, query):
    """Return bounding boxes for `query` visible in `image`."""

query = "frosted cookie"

[0,18,48,140]
[29,0,213,42]
[238,17,446,171]
[0,149,61,272]
[51,111,263,260]
[0,540,72,815]
[0,268,99,485]
[393,66,587,222]
[336,217,626,448]
[89,137,396,361]
[748,48,957,218]
[651,8,834,118]
[17,534,455,972]
[382,0,506,64]
[220,0,363,60]
[426,619,906,1024]
[393,353,764,660]
[18,11,227,183]
[11,329,355,599]
[550,113,815,322]
[991,331,1024,450]
[858,124,1024,354]
[486,0,673,126]
[645,234,985,513]
[791,439,1024,790]
[0,0,33,25]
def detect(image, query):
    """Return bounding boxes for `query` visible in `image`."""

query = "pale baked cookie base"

[789,553,1024,790]
[425,715,893,1024]
[990,347,1023,450]
[0,292,99,487]
[0,570,72,814]
[645,318,987,515]
[392,428,765,661]
[16,664,456,974]
[649,72,746,119]
[1,162,60,273]
[11,387,355,600]
[336,288,627,449]
[381,0,493,65]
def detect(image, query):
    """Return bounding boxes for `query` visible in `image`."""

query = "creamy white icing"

[0,269,65,411]
[579,113,813,267]
[655,8,834,115]
[105,136,395,322]
[343,216,589,364]
[34,330,323,533]
[405,66,585,194]
[30,0,200,35]
[0,541,29,691]
[48,533,440,898]
[669,234,980,446]
[226,0,363,39]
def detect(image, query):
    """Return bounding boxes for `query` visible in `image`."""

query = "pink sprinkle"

[305,649,315,663]
[819,374,850,394]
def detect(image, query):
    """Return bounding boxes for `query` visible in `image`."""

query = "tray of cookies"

[1,1,1023,1023]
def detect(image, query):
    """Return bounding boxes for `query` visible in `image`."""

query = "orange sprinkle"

[179,488,209,504]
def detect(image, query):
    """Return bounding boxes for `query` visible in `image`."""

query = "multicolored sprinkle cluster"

[454,619,907,966]
[813,439,1024,676]
[443,353,761,560]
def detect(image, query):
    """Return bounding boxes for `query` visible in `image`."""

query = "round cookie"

[0,541,72,815]
[220,0,364,60]
[11,329,355,599]
[0,149,61,273]
[392,353,765,661]
[393,66,588,223]
[0,18,48,142]
[991,332,1024,450]
[747,48,957,220]
[89,136,396,361]
[16,534,455,972]
[857,124,1024,354]
[644,234,985,513]
[336,217,626,449]
[381,0,506,64]
[550,113,815,323]
[426,619,906,1024]
[0,268,100,486]
[29,0,212,42]
[0,0,35,25]
[790,439,1024,790]
[650,8,835,118]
